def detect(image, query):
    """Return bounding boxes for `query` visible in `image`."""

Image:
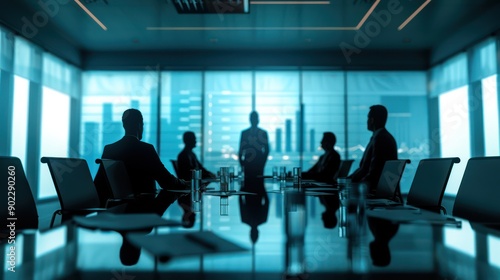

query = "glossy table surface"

[2,178,500,280]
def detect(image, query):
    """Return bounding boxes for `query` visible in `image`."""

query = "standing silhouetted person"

[302,132,341,184]
[177,131,215,227]
[239,111,269,179]
[348,105,397,193]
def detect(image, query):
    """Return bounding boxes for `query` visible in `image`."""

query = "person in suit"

[176,131,216,227]
[177,131,216,181]
[348,104,398,193]
[302,132,341,184]
[94,109,191,221]
[239,111,269,179]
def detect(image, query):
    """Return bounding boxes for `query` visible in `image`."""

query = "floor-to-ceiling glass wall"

[81,71,158,177]
[346,71,429,192]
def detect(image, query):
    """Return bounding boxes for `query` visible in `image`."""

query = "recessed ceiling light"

[74,0,107,31]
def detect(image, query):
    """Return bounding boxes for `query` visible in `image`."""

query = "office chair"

[406,157,460,214]
[453,156,500,224]
[170,159,179,177]
[95,159,156,204]
[41,157,107,228]
[335,159,355,180]
[1,156,38,238]
[373,159,411,203]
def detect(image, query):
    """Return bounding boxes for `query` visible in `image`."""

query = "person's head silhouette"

[367,105,388,132]
[183,131,197,150]
[320,132,336,152]
[122,109,144,140]
[249,111,259,128]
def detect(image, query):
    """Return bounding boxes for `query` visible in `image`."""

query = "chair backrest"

[375,159,411,200]
[170,159,179,177]
[406,157,460,211]
[41,157,101,210]
[96,159,134,199]
[335,159,355,179]
[0,156,38,231]
[453,157,500,223]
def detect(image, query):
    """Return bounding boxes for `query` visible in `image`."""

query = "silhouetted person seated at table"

[302,132,341,185]
[177,131,216,227]
[319,195,340,229]
[348,105,397,194]
[239,111,269,180]
[94,109,192,264]
[367,216,400,267]
[239,177,269,244]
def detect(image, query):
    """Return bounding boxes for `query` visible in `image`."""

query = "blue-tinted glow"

[439,86,470,195]
[39,87,71,198]
[10,75,29,166]
[36,227,67,257]
[444,221,476,257]
[488,235,500,267]
[482,75,499,156]
[347,71,429,193]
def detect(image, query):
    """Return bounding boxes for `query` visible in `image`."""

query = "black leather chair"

[1,156,38,238]
[335,159,355,180]
[41,157,107,228]
[373,159,411,203]
[170,159,179,177]
[406,157,460,214]
[453,156,500,224]
[95,158,156,204]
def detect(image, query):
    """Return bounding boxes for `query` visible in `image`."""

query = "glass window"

[255,71,300,175]
[39,87,71,199]
[302,71,345,170]
[81,71,159,177]
[203,71,252,172]
[439,86,470,195]
[10,75,29,166]
[347,71,429,192]
[159,71,203,171]
[482,75,499,156]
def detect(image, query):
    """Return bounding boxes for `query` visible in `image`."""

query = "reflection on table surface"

[2,178,500,280]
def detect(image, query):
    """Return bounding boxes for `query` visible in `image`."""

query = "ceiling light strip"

[398,0,431,31]
[74,0,108,31]
[250,1,330,4]
[355,0,380,29]
[147,26,357,31]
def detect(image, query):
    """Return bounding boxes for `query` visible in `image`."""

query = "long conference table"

[3,177,500,280]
